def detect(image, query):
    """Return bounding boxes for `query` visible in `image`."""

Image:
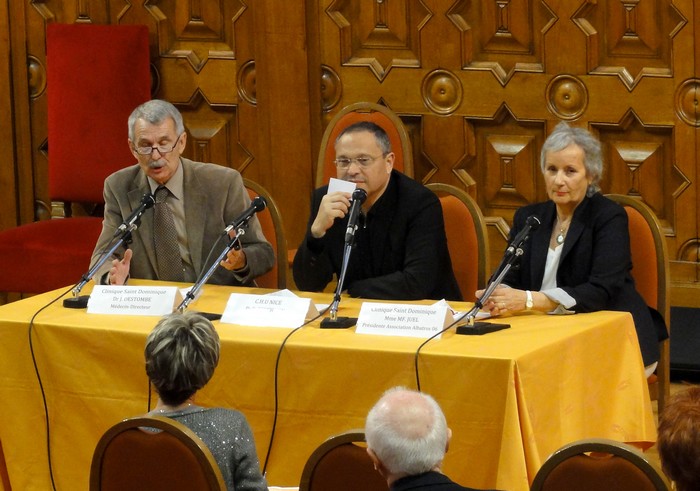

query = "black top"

[391,471,500,491]
[503,193,667,366]
[293,170,462,301]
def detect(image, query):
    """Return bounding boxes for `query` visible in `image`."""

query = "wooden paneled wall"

[2,0,700,306]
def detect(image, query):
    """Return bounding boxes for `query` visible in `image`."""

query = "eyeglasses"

[134,134,182,156]
[334,154,384,169]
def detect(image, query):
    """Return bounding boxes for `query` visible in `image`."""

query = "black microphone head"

[526,215,541,229]
[352,188,368,204]
[252,196,267,212]
[142,193,156,209]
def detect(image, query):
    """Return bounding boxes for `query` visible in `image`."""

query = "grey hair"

[128,99,185,141]
[365,387,448,476]
[144,311,220,406]
[540,121,603,196]
[335,121,392,155]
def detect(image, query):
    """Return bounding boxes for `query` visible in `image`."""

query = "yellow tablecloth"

[0,282,656,490]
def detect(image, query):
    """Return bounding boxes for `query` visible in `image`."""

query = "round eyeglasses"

[334,154,384,169]
[135,134,182,156]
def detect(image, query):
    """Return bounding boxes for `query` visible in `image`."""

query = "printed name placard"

[87,285,179,316]
[355,302,452,338]
[220,292,319,328]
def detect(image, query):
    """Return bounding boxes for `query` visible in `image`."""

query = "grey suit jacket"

[90,158,274,286]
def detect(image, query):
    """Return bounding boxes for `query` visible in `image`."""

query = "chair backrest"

[427,183,489,296]
[299,430,386,491]
[244,178,287,289]
[47,23,151,203]
[90,415,225,491]
[316,102,414,187]
[605,193,670,410]
[530,438,670,491]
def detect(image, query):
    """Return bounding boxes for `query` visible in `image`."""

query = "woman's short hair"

[365,387,448,476]
[144,311,220,406]
[657,386,700,491]
[128,99,185,141]
[335,121,392,156]
[540,121,603,196]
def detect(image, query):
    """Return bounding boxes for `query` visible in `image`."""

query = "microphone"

[114,193,156,236]
[506,215,541,255]
[344,188,368,243]
[224,196,267,235]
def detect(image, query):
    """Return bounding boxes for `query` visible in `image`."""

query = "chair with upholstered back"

[0,24,151,297]
[90,415,225,491]
[606,194,670,412]
[243,178,287,289]
[299,430,386,491]
[426,183,489,296]
[530,438,669,491]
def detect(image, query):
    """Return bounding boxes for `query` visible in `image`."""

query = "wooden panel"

[2,0,700,305]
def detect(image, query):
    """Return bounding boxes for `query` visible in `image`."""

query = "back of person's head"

[335,121,392,155]
[540,121,603,196]
[144,311,220,406]
[365,387,448,477]
[128,99,185,140]
[657,385,700,491]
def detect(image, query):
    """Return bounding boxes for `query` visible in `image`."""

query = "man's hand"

[310,191,351,239]
[108,248,132,285]
[221,248,247,271]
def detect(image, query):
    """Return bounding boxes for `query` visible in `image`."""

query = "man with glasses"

[90,99,274,286]
[293,121,461,300]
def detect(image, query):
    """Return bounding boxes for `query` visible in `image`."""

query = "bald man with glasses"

[293,121,461,301]
[90,99,274,287]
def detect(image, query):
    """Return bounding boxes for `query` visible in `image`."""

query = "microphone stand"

[454,245,524,335]
[320,240,356,328]
[63,227,136,309]
[175,224,248,318]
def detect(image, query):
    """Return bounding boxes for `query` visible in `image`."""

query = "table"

[0,281,656,490]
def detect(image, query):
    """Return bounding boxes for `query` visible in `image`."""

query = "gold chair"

[290,102,415,268]
[530,438,669,491]
[606,194,670,412]
[90,415,225,491]
[299,430,386,491]
[427,183,490,297]
[244,178,288,289]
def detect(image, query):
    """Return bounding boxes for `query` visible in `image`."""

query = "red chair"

[0,24,150,296]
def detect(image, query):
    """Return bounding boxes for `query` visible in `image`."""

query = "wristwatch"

[525,290,533,310]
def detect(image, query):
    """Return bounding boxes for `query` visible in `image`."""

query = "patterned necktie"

[153,186,185,282]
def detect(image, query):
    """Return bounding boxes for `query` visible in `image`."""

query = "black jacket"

[293,171,462,301]
[503,193,667,365]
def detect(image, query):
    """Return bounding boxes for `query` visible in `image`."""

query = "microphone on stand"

[176,196,267,315]
[114,193,156,236]
[456,214,540,335]
[224,196,267,235]
[63,194,157,309]
[321,188,367,328]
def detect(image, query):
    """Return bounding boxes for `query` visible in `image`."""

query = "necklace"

[555,216,571,245]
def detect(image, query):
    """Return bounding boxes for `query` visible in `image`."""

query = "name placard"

[87,285,179,316]
[355,302,452,338]
[220,293,319,328]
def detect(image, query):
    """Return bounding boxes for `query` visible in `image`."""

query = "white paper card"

[220,292,319,328]
[355,302,452,338]
[87,285,179,316]
[328,177,356,194]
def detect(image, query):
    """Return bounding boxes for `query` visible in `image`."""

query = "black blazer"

[503,193,666,366]
[293,170,462,301]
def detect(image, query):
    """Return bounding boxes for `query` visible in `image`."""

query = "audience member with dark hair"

[365,387,499,491]
[657,385,700,491]
[144,311,267,491]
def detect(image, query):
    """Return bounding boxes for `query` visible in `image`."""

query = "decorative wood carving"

[572,0,687,90]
